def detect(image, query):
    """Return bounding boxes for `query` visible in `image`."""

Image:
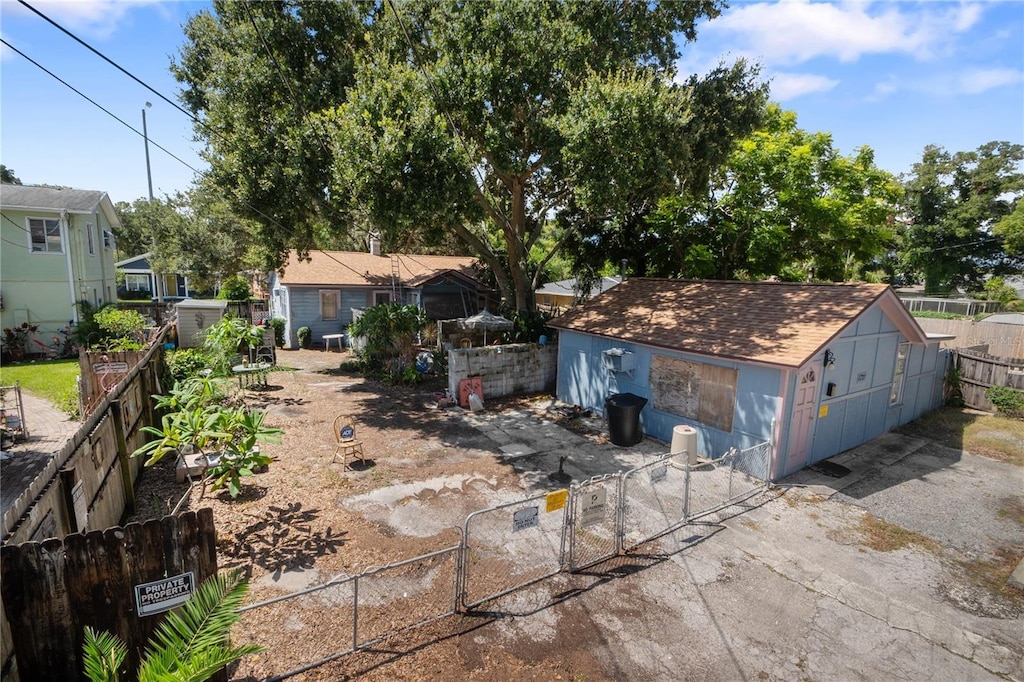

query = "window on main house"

[29,218,62,253]
[373,290,392,306]
[320,290,339,320]
[890,342,909,405]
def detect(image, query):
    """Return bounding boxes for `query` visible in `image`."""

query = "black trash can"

[605,392,648,446]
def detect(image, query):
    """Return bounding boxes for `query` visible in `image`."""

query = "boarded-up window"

[649,355,737,432]
[320,290,339,320]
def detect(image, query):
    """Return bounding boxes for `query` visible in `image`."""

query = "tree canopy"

[899,141,1023,293]
[174,0,767,310]
[564,105,901,283]
[114,184,261,293]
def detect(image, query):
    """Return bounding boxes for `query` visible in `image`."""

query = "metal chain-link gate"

[461,490,568,609]
[567,473,621,571]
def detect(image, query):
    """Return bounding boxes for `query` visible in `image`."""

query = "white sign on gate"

[580,487,607,528]
[512,506,539,532]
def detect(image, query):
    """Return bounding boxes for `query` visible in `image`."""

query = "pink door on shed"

[786,363,820,474]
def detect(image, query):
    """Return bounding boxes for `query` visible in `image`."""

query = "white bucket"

[671,425,698,465]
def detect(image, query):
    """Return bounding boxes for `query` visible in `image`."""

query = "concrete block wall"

[448,343,557,403]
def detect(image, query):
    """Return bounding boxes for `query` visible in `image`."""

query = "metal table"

[231,362,271,389]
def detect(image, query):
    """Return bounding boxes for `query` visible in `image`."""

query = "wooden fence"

[955,345,1024,412]
[1,328,169,679]
[915,317,1024,359]
[1,509,217,681]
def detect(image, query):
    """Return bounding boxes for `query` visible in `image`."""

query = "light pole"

[142,102,154,200]
[143,102,163,302]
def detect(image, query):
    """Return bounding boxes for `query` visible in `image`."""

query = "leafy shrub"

[217,274,252,301]
[202,316,263,375]
[270,317,286,347]
[505,308,555,344]
[297,326,311,349]
[166,348,211,382]
[986,385,1024,418]
[348,303,426,381]
[94,307,148,349]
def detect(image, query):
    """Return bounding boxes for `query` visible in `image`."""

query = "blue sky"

[1,0,1022,206]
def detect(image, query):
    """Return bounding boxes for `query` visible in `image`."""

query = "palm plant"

[81,571,261,682]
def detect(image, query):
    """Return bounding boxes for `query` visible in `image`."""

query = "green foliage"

[201,316,263,375]
[616,105,901,282]
[56,386,81,420]
[504,308,555,344]
[986,385,1024,418]
[174,1,765,311]
[911,310,971,320]
[270,317,286,347]
[114,188,263,292]
[348,304,426,380]
[0,165,22,184]
[134,377,280,498]
[70,300,108,348]
[95,307,148,349]
[296,326,311,349]
[900,141,1024,294]
[216,274,252,301]
[980,277,1021,306]
[206,408,281,497]
[166,349,212,383]
[82,571,262,682]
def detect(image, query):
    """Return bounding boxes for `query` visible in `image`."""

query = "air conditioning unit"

[603,348,636,374]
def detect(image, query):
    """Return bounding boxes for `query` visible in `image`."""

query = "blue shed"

[548,278,950,480]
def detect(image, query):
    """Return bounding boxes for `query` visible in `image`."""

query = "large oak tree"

[174,0,766,310]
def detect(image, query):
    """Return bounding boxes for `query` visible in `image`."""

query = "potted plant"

[206,408,282,498]
[2,322,39,360]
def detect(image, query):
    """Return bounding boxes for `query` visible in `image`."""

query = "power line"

[0,38,205,178]
[17,0,199,124]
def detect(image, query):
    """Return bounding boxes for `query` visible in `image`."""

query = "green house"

[0,184,120,345]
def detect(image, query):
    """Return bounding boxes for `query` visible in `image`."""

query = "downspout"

[62,210,78,315]
[96,209,108,307]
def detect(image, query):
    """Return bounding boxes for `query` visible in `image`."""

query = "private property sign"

[134,572,194,616]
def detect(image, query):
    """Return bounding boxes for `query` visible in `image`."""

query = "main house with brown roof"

[267,247,488,348]
[548,278,950,480]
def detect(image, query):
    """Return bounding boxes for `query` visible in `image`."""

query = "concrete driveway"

[344,427,1024,681]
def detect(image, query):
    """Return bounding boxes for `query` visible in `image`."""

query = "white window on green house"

[320,290,339,320]
[29,218,62,253]
[86,223,96,255]
[890,342,909,405]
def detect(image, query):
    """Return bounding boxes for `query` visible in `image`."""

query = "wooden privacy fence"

[0,509,217,681]
[955,345,1024,412]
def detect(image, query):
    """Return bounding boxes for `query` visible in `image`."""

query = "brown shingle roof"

[279,250,479,287]
[548,278,893,368]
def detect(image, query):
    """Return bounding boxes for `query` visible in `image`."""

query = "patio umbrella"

[461,309,514,345]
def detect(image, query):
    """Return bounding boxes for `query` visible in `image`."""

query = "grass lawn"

[897,406,1024,467]
[0,359,80,411]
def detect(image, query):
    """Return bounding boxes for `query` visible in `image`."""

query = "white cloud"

[932,67,1024,95]
[6,0,160,41]
[870,67,1023,98]
[770,72,840,99]
[704,0,984,66]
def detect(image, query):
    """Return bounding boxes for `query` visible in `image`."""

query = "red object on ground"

[458,377,484,408]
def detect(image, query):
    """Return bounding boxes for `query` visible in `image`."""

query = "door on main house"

[786,362,820,475]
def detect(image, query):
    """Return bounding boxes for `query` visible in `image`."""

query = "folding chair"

[332,415,366,468]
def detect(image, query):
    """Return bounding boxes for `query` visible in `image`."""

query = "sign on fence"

[135,571,195,616]
[512,506,539,532]
[579,487,607,528]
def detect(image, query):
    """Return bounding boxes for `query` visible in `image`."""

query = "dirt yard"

[127,348,614,680]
